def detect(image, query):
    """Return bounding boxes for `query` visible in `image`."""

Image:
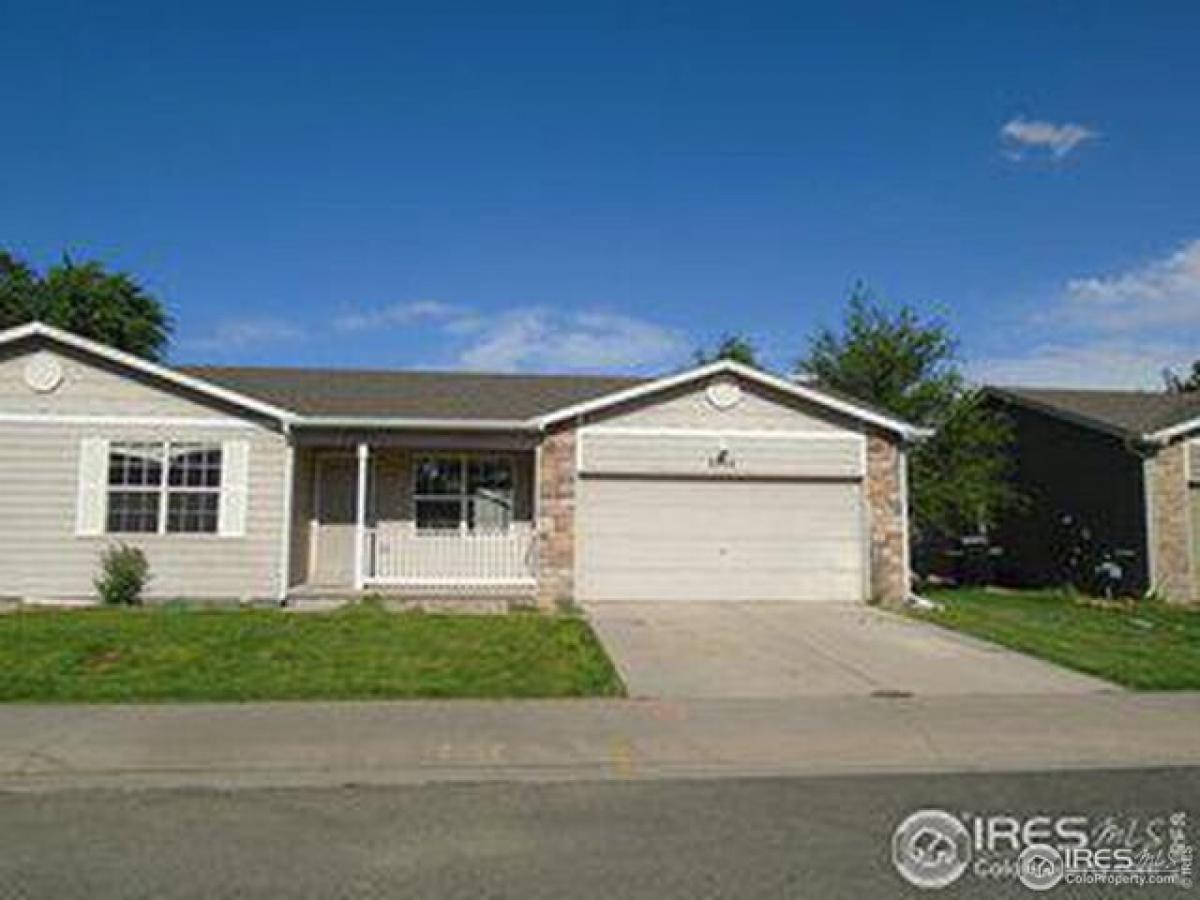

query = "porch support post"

[353,441,370,591]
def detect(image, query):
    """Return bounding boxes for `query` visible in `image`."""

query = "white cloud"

[334,300,459,332]
[1061,239,1200,330]
[970,338,1192,389]
[975,238,1200,389]
[185,317,306,351]
[1000,117,1097,159]
[457,309,686,372]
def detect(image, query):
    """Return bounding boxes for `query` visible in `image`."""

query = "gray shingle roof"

[178,365,648,420]
[986,386,1200,438]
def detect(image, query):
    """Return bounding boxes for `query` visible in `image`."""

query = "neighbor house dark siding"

[986,397,1149,593]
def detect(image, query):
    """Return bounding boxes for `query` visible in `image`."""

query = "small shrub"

[95,543,150,606]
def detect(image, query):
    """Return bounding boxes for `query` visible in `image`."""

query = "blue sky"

[2,1,1198,386]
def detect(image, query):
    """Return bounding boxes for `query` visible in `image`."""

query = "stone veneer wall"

[536,426,577,610]
[866,431,908,605]
[1147,439,1195,603]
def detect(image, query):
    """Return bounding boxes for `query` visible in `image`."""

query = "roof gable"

[0,323,294,422]
[535,360,928,438]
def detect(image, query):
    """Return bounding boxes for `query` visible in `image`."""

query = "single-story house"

[983,386,1200,603]
[0,322,927,608]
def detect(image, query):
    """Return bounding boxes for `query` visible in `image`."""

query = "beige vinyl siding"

[1189,440,1200,484]
[0,342,287,601]
[0,422,286,600]
[585,377,857,432]
[578,478,864,602]
[0,345,249,418]
[580,430,863,478]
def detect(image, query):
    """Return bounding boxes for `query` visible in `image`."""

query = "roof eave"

[1145,417,1200,444]
[982,386,1140,442]
[293,416,536,432]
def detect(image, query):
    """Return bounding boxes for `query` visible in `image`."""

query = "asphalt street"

[1,767,1195,899]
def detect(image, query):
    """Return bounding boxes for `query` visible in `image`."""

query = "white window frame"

[411,453,515,533]
[106,441,166,535]
[106,440,223,536]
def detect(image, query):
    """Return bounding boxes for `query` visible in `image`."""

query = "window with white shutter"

[218,439,250,537]
[75,437,109,536]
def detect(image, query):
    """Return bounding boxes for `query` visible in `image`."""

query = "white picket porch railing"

[365,523,537,587]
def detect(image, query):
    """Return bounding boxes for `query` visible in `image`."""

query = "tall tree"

[1163,361,1200,393]
[797,288,1019,546]
[694,333,760,367]
[0,251,38,329]
[0,250,171,361]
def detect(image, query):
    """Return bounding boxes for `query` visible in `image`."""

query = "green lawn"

[918,588,1200,690]
[0,605,624,702]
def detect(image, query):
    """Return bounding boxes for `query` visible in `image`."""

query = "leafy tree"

[0,251,37,329]
[0,250,171,361]
[694,333,760,367]
[797,288,1019,548]
[1163,360,1200,393]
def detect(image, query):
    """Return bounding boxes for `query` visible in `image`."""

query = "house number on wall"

[708,445,736,470]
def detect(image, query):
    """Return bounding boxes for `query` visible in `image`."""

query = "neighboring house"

[0,323,926,608]
[983,387,1200,603]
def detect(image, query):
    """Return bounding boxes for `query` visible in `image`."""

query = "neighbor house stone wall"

[536,426,577,610]
[1147,439,1196,604]
[867,431,908,605]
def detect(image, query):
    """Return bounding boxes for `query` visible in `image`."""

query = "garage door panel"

[582,481,861,540]
[586,569,863,603]
[585,514,861,542]
[578,476,864,603]
[586,537,862,568]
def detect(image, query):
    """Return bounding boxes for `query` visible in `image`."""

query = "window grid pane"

[167,491,219,534]
[415,498,464,530]
[106,491,160,533]
[168,443,222,489]
[108,442,163,488]
[414,457,463,496]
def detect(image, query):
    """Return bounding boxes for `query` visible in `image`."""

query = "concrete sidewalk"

[1,692,1198,791]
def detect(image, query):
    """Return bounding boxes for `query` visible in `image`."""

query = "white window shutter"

[75,437,109,536]
[218,440,250,537]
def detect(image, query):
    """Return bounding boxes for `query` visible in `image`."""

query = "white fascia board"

[0,322,296,424]
[1145,417,1200,444]
[294,416,536,431]
[533,358,929,439]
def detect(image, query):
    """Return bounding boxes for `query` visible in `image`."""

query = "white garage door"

[578,476,865,603]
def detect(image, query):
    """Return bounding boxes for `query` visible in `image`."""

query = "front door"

[313,457,358,585]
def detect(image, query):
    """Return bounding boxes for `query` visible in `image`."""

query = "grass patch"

[918,588,1200,690]
[0,605,624,702]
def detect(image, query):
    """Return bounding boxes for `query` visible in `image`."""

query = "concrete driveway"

[585,602,1114,699]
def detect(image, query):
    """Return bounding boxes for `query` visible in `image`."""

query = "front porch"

[286,432,540,600]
